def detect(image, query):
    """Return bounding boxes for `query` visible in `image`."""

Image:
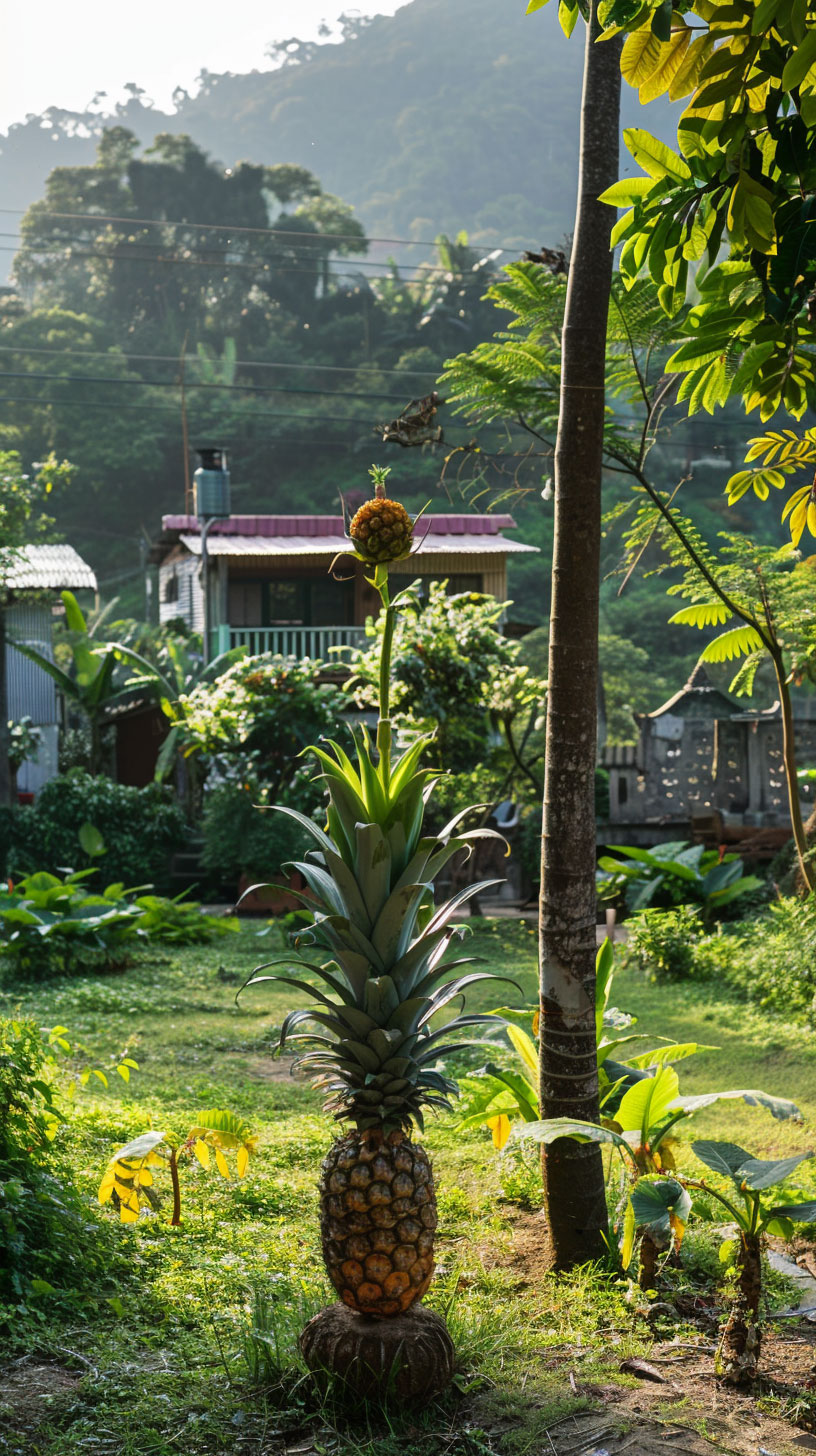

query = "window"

[418,574,483,597]
[163,573,178,603]
[229,580,264,626]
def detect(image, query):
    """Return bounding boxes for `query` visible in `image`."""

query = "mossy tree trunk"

[538,0,621,1269]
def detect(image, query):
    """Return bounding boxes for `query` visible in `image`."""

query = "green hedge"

[2,772,188,892]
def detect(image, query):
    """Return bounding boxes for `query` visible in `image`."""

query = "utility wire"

[0,368,428,402]
[0,206,517,253]
[0,342,440,378]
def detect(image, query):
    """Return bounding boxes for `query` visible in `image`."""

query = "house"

[601,662,816,856]
[3,543,97,795]
[148,512,539,660]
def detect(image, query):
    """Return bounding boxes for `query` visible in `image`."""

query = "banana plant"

[98,1109,256,1226]
[687,1140,816,1385]
[10,592,165,774]
[458,939,671,1149]
[515,1068,801,1288]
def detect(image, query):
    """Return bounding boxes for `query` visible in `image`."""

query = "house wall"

[158,553,203,632]
[157,549,508,633]
[5,603,60,796]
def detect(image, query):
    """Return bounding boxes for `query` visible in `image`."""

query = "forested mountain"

[0,0,675,274]
[0,0,773,720]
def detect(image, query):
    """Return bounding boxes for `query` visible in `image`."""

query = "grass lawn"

[2,917,816,1456]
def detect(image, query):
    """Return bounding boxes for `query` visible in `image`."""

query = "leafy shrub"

[0,1017,120,1321]
[201,781,310,889]
[132,892,238,944]
[0,872,236,978]
[5,771,187,890]
[625,906,707,982]
[597,840,762,921]
[176,655,347,798]
[0,871,144,979]
[626,895,816,1026]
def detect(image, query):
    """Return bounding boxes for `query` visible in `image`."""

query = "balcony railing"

[213,624,366,661]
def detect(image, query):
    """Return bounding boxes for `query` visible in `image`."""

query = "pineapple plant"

[241,468,510,1322]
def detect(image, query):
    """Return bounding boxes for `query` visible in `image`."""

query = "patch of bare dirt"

[480,1211,816,1454]
[246,1053,303,1083]
[0,1359,81,1440]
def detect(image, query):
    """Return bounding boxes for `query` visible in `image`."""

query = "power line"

[0,342,439,379]
[5,241,481,281]
[0,368,426,403]
[1,231,486,279]
[0,207,517,253]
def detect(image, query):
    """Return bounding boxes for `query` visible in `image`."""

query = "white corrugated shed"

[1,543,97,592]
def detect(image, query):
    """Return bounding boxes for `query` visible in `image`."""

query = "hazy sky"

[0,1,409,135]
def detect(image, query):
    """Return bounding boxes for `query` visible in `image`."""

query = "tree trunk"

[638,1231,659,1291]
[719,1231,762,1385]
[0,606,11,809]
[772,653,816,893]
[538,2,622,1270]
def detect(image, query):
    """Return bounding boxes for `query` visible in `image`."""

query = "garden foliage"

[2,770,187,890]
[0,1016,120,1317]
[597,841,762,919]
[627,895,816,1026]
[0,871,235,978]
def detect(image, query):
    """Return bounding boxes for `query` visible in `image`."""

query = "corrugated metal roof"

[178,532,539,559]
[162,512,518,537]
[1,544,97,592]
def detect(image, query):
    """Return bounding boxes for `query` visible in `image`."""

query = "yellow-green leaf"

[668,602,732,628]
[487,1114,511,1151]
[506,1024,539,1081]
[701,625,765,662]
[621,26,664,86]
[98,1169,116,1205]
[670,32,715,98]
[624,127,691,181]
[236,1146,249,1178]
[215,1148,230,1179]
[782,28,816,89]
[640,27,694,102]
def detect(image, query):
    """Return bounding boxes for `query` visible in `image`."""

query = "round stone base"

[299,1302,455,1401]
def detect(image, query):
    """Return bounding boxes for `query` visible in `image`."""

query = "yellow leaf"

[98,1169,116,1205]
[137,1169,154,1186]
[119,1201,139,1224]
[118,1065,130,1084]
[532,1010,540,1038]
[640,28,693,104]
[487,1114,511,1151]
[621,26,664,87]
[193,1139,211,1170]
[236,1146,249,1179]
[670,32,714,99]
[789,497,809,547]
[215,1148,230,1179]
[808,501,816,540]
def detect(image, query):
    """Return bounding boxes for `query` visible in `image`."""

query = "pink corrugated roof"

[161,513,518,538]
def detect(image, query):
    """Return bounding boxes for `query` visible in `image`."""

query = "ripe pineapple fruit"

[241,486,510,1319]
[349,497,414,564]
[348,462,414,564]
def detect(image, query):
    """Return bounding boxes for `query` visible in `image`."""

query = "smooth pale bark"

[538,3,622,1269]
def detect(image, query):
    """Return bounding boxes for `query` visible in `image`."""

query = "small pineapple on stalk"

[241,469,512,1320]
[348,464,414,565]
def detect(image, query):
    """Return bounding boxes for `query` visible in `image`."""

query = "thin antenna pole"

[179,333,191,512]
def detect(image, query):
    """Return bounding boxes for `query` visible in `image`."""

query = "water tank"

[194,447,231,519]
